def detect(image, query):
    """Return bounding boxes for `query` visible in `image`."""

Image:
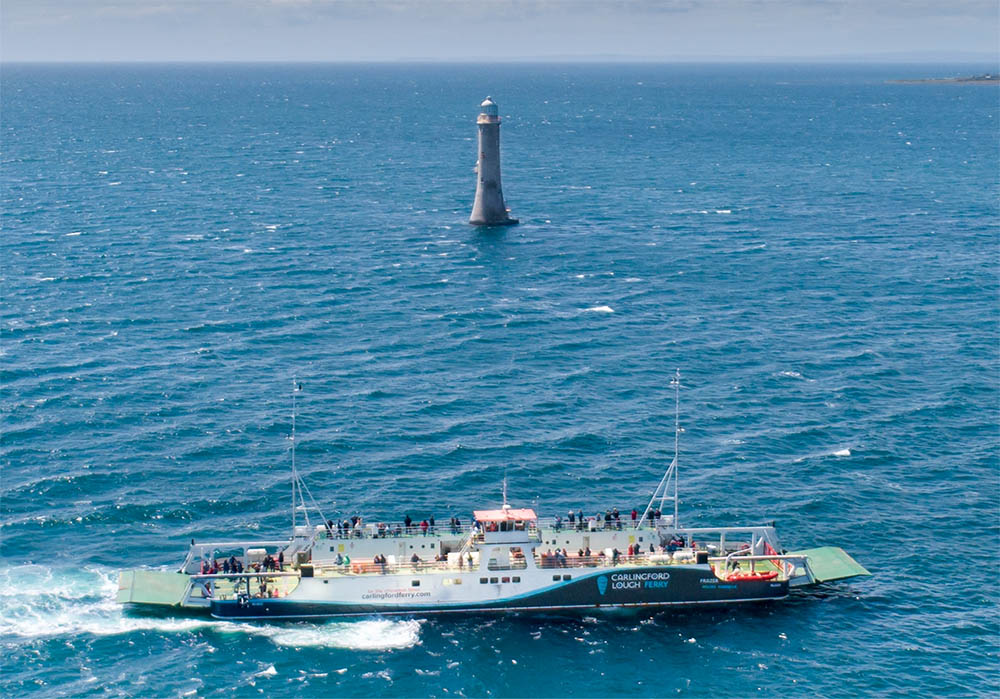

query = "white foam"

[833,448,851,457]
[0,566,421,651]
[65,232,82,237]
[584,306,614,313]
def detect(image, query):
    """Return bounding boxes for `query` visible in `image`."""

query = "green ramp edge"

[788,546,871,583]
[117,569,190,606]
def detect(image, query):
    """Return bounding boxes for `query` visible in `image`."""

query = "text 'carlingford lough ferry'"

[117,373,870,620]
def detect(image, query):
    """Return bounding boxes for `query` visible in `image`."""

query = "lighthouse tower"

[470,96,518,226]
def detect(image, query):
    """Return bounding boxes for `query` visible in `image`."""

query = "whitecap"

[0,566,421,651]
[64,232,82,237]
[583,306,614,313]
[833,448,851,457]
[242,618,421,650]
[715,209,732,214]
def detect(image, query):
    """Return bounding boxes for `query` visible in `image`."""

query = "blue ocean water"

[1,63,997,696]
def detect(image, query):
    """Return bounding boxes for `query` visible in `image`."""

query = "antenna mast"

[291,377,299,531]
[671,368,680,528]
[636,368,682,530]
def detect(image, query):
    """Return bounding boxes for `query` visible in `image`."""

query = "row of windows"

[479,576,521,584]
[410,574,570,587]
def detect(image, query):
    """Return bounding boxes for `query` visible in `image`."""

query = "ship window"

[512,576,521,583]
[552,575,561,581]
[490,577,499,584]
[501,577,510,583]
[480,577,488,584]
[324,580,329,584]
[563,575,572,581]
[411,580,420,587]
[639,537,644,542]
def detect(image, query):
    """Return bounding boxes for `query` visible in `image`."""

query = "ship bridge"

[474,507,538,545]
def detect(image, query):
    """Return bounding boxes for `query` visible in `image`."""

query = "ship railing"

[180,539,294,574]
[317,521,475,540]
[185,571,302,603]
[534,516,658,533]
[533,553,704,569]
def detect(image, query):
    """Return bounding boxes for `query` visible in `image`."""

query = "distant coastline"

[889,74,999,85]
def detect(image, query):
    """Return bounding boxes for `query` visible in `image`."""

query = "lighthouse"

[469,96,518,226]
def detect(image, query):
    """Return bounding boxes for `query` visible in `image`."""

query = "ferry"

[117,374,870,620]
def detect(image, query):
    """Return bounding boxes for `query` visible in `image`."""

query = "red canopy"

[474,508,537,522]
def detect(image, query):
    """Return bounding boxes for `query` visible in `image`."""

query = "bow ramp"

[790,546,871,584]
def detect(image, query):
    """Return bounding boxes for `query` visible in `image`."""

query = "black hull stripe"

[210,595,788,620]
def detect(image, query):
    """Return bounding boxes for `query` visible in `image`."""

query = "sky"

[1,0,997,63]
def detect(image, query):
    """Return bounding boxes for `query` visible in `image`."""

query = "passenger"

[649,543,655,553]
[236,560,244,573]
[577,548,584,558]
[631,508,638,523]
[420,520,429,536]
[577,509,584,530]
[278,551,284,571]
[555,515,562,532]
[466,553,473,568]
[335,552,343,565]
[568,511,575,527]
[223,559,231,574]
[404,514,413,533]
[410,553,421,569]
[211,559,219,574]
[429,516,435,534]
[458,554,464,570]
[612,548,620,565]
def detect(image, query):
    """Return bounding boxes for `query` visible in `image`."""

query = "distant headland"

[888,74,999,85]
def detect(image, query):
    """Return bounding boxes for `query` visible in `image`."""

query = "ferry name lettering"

[608,571,670,590]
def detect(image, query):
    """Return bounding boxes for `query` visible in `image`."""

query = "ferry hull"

[210,566,788,620]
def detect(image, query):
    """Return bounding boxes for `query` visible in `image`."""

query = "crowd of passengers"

[321,507,667,539]
[199,551,285,575]
[539,535,690,567]
[324,514,460,539]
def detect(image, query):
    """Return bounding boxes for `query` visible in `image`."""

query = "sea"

[1,63,997,697]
